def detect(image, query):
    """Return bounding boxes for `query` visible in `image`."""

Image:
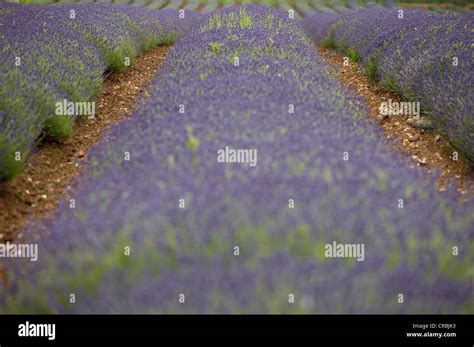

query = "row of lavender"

[0,2,199,181]
[302,8,474,163]
[2,5,473,313]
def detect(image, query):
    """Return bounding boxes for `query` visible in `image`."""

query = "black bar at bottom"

[0,314,472,345]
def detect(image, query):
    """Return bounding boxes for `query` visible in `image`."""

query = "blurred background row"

[9,0,474,14]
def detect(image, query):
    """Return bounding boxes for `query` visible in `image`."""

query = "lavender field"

[0,2,473,314]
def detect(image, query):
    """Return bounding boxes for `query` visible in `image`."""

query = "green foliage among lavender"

[0,2,200,181]
[2,5,473,314]
[10,0,425,14]
[302,12,339,43]
[303,8,474,163]
[43,114,74,141]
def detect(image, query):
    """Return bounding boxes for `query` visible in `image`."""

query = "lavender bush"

[303,8,474,163]
[374,11,474,160]
[302,12,339,43]
[2,5,473,314]
[0,2,199,181]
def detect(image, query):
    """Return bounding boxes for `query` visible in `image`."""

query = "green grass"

[0,137,25,182]
[141,34,162,51]
[321,21,343,50]
[381,76,402,95]
[106,42,137,73]
[321,35,336,49]
[347,47,360,63]
[158,31,178,46]
[366,59,378,81]
[43,114,74,141]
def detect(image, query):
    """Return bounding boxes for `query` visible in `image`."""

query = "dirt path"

[197,1,207,11]
[179,0,189,10]
[316,46,474,195]
[0,45,169,243]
